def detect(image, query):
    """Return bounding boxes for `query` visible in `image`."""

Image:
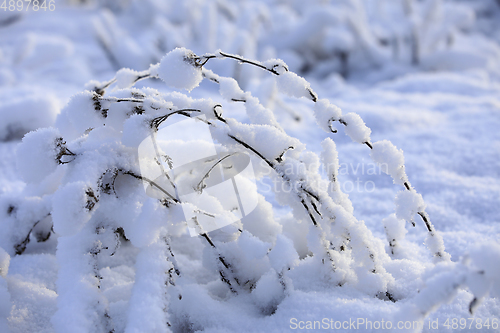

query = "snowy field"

[0,1,499,332]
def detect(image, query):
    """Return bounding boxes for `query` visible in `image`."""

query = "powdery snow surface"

[0,1,499,333]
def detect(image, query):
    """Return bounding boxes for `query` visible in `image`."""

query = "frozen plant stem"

[120,170,242,293]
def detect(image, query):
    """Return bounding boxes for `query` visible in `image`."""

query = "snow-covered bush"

[0,48,498,333]
[67,0,500,82]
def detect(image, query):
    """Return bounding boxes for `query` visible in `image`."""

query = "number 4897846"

[1,0,56,11]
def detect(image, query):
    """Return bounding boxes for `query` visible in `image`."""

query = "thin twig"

[218,51,285,75]
[121,170,179,203]
[196,153,236,192]
[150,109,201,129]
[228,134,274,169]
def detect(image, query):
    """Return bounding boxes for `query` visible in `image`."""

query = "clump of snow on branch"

[395,190,426,223]
[314,99,342,133]
[276,72,314,100]
[382,214,407,258]
[370,140,408,186]
[341,113,372,144]
[15,128,62,184]
[157,47,203,92]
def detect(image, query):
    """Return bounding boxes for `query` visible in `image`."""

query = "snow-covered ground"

[0,1,499,332]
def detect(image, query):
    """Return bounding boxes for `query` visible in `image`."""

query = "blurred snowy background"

[0,0,499,332]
